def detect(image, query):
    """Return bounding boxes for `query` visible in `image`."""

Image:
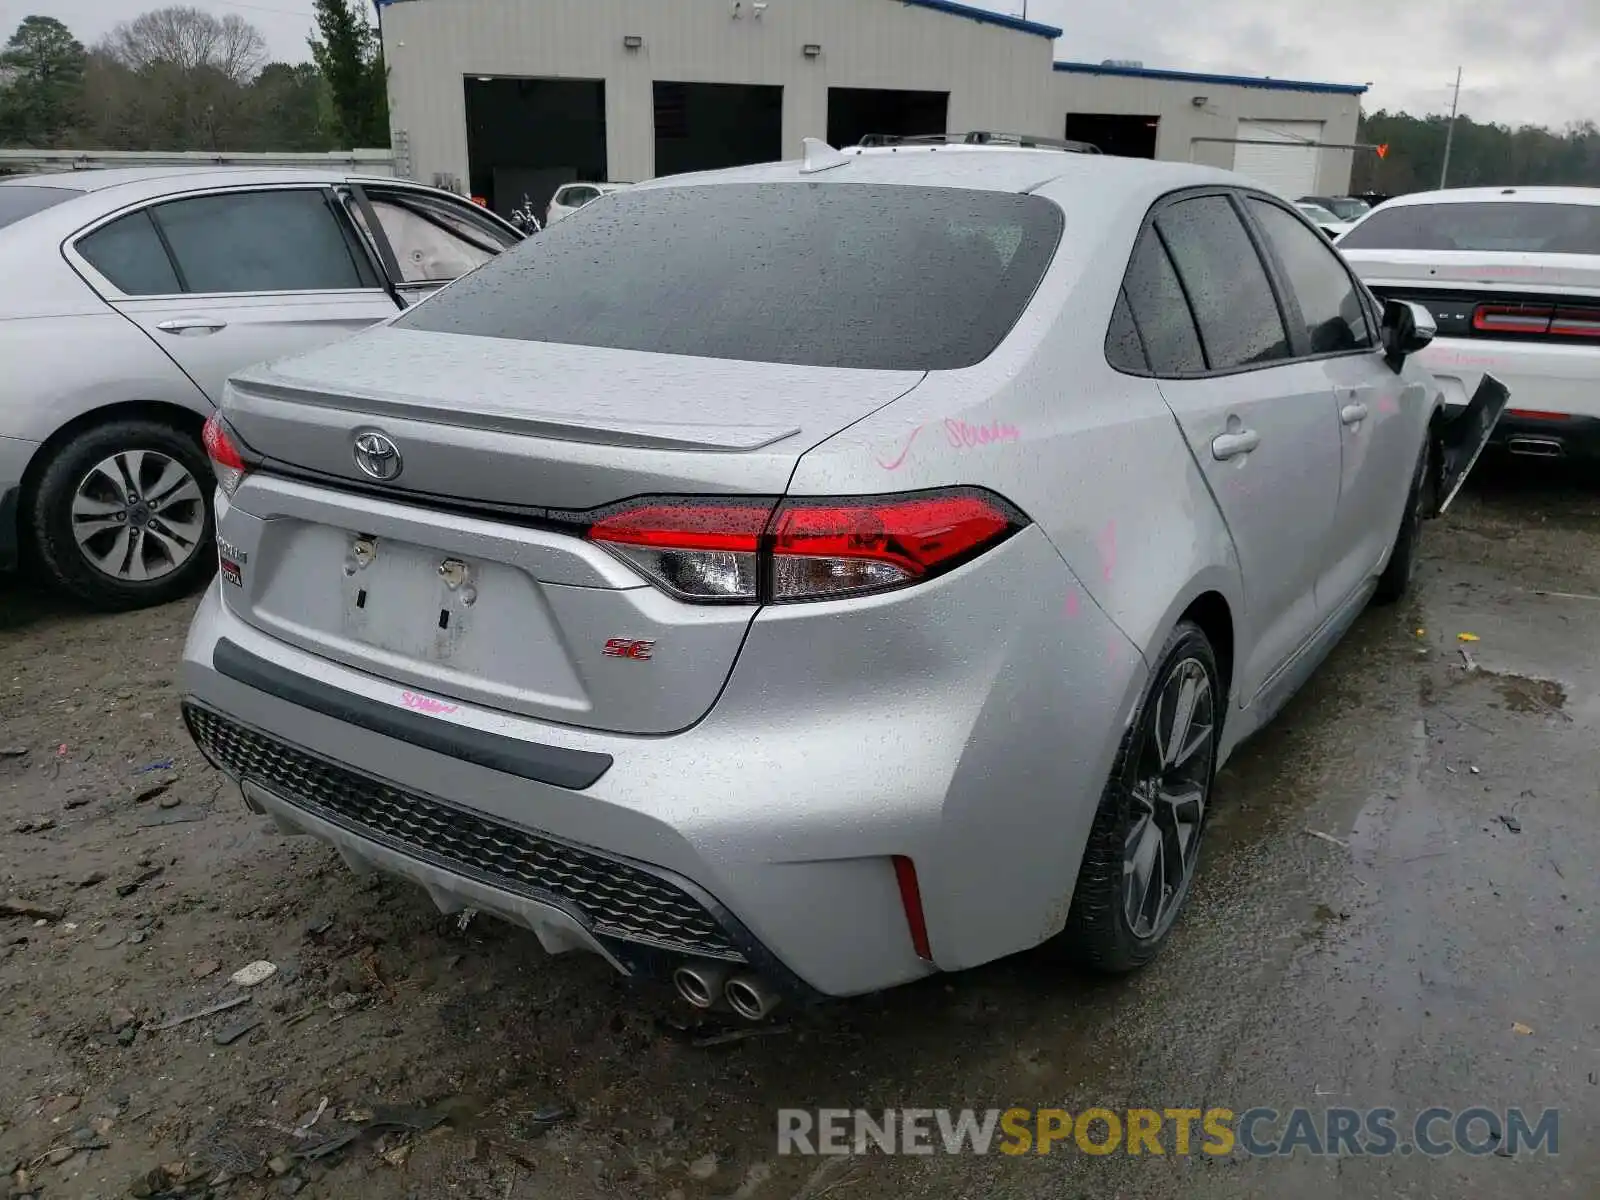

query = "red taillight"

[202,411,248,497]
[1473,303,1552,335]
[1550,307,1600,339]
[1471,301,1600,341]
[588,499,772,602]
[769,492,1015,601]
[585,489,1021,604]
[1508,409,1571,421]
[892,855,933,961]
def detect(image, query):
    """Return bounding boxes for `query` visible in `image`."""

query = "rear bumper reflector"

[892,855,933,961]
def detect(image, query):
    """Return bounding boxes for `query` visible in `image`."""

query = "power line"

[206,0,316,17]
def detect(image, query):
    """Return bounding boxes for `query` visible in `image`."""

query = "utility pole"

[1439,66,1462,189]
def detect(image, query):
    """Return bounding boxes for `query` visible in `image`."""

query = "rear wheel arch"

[19,399,209,518]
[1181,590,1235,710]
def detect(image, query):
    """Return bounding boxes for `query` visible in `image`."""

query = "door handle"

[1341,402,1369,426]
[155,317,228,335]
[1211,429,1260,461]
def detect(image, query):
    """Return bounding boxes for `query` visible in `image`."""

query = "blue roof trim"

[1053,60,1368,95]
[901,0,1063,40]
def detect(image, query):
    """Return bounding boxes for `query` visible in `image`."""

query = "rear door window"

[0,185,77,229]
[1248,198,1374,353]
[150,189,370,294]
[76,210,182,296]
[398,183,1065,371]
[1157,195,1290,371]
[354,189,516,283]
[1118,229,1206,375]
[558,186,600,208]
[1338,201,1600,254]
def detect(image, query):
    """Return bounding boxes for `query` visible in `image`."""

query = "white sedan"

[546,181,630,225]
[1296,201,1354,241]
[1340,186,1600,460]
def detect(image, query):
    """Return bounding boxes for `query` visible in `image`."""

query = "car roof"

[0,165,355,199]
[633,145,1241,200]
[1380,186,1600,208]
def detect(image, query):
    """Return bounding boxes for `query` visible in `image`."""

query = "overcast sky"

[2,0,1594,129]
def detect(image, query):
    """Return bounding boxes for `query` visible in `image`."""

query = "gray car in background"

[181,144,1505,1014]
[0,167,522,609]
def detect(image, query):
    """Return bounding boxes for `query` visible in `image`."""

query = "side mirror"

[1382,300,1437,371]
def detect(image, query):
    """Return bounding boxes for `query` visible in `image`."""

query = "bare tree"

[103,6,264,84]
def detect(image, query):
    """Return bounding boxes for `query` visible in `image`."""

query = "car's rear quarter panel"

[783,188,1244,964]
[0,312,210,444]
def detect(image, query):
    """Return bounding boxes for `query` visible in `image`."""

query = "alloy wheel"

[71,450,207,582]
[1122,656,1216,940]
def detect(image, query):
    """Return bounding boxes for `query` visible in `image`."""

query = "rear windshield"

[397,183,1064,370]
[0,184,78,230]
[1323,198,1369,221]
[1339,201,1600,254]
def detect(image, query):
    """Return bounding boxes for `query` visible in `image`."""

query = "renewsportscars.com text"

[777,1106,1559,1158]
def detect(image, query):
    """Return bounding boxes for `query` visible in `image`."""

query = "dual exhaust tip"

[673,962,780,1021]
[1506,436,1564,459]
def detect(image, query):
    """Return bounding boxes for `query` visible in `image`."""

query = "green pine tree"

[309,0,388,149]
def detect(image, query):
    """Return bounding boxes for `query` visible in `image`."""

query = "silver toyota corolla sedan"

[0,167,522,609]
[180,142,1506,1016]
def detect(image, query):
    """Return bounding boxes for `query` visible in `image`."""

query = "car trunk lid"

[217,327,924,736]
[1344,249,1600,297]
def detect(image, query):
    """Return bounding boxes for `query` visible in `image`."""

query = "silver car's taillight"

[585,489,1025,604]
[202,412,250,497]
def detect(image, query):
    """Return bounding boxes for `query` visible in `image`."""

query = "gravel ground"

[2,459,1596,1200]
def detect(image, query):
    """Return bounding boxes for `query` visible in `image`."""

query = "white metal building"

[377,0,1367,218]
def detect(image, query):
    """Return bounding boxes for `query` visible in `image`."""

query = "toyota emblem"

[353,431,403,481]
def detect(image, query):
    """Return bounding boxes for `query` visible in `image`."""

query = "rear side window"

[1338,201,1600,254]
[558,186,600,207]
[0,185,77,230]
[1119,230,1205,375]
[1104,289,1149,372]
[77,211,182,296]
[1249,199,1373,353]
[352,191,515,283]
[151,189,368,293]
[1157,196,1289,371]
[398,183,1065,371]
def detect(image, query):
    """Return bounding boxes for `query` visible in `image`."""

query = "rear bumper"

[1417,336,1600,422]
[180,522,1143,998]
[1486,411,1600,461]
[184,700,807,993]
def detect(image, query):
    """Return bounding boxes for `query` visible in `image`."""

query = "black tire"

[1372,436,1432,606]
[1064,619,1221,974]
[28,418,215,611]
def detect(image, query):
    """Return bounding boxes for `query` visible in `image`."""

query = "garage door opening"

[653,82,783,177]
[827,87,949,149]
[1232,120,1324,197]
[1064,112,1158,158]
[464,76,607,220]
